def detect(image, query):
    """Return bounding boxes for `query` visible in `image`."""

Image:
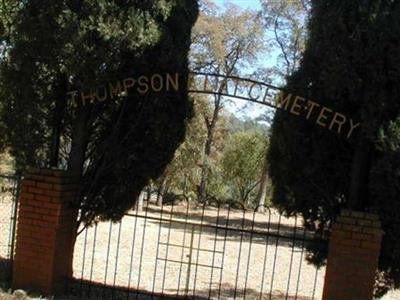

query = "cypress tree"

[268,0,400,295]
[0,1,198,223]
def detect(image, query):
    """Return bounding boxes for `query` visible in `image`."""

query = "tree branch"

[274,18,292,76]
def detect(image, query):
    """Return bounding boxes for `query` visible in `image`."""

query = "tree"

[254,153,269,213]
[190,0,265,202]
[253,0,310,212]
[154,93,208,205]
[155,91,231,205]
[0,1,198,224]
[221,130,266,207]
[261,0,310,81]
[268,0,400,296]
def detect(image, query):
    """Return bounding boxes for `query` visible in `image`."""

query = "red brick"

[44,202,62,210]
[22,179,36,187]
[24,174,45,182]
[332,223,343,230]
[19,191,34,200]
[349,211,365,218]
[50,170,69,178]
[357,219,373,226]
[39,214,58,223]
[364,213,380,221]
[31,206,51,215]
[352,232,373,241]
[37,182,53,190]
[44,176,64,184]
[35,194,52,202]
[341,209,351,216]
[361,240,381,251]
[18,210,40,220]
[339,239,361,247]
[362,227,384,236]
[337,216,357,225]
[331,230,352,239]
[342,224,363,232]
[372,220,381,227]
[322,209,382,300]
[13,168,80,295]
[18,205,35,213]
[28,186,44,195]
[42,189,62,197]
[31,218,53,227]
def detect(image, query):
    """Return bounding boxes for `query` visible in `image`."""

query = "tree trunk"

[156,190,163,206]
[146,186,151,202]
[256,155,269,213]
[198,130,213,202]
[198,94,222,202]
[156,177,166,206]
[348,137,372,210]
[49,73,68,167]
[67,106,91,174]
[66,106,91,279]
[66,208,80,278]
[137,191,144,211]
[162,182,171,201]
[245,192,250,208]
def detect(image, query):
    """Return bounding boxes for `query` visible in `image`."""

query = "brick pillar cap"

[341,209,380,220]
[25,167,81,178]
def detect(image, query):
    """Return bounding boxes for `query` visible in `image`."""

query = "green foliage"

[221,130,266,207]
[190,1,266,202]
[0,1,198,223]
[155,93,208,198]
[0,151,14,174]
[268,0,400,296]
[158,99,269,208]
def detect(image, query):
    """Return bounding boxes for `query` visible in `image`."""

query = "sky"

[213,0,262,10]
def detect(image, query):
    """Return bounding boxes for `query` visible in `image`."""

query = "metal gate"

[0,174,20,287]
[70,201,327,300]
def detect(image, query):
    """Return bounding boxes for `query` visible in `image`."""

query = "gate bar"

[124,212,324,243]
[8,175,21,284]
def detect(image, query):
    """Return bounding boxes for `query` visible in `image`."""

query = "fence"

[69,200,327,300]
[0,174,20,287]
[6,168,388,300]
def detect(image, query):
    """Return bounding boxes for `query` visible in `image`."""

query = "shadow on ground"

[139,206,325,249]
[63,279,313,300]
[0,256,11,289]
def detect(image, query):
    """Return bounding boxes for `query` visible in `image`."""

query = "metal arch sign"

[189,72,360,139]
[66,71,360,139]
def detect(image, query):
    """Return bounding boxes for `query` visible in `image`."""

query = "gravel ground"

[0,186,17,284]
[72,204,325,300]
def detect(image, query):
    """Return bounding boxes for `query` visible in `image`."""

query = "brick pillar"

[12,168,80,294]
[322,210,383,300]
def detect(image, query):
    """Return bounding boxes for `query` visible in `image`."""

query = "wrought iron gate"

[0,174,20,287]
[70,201,327,300]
